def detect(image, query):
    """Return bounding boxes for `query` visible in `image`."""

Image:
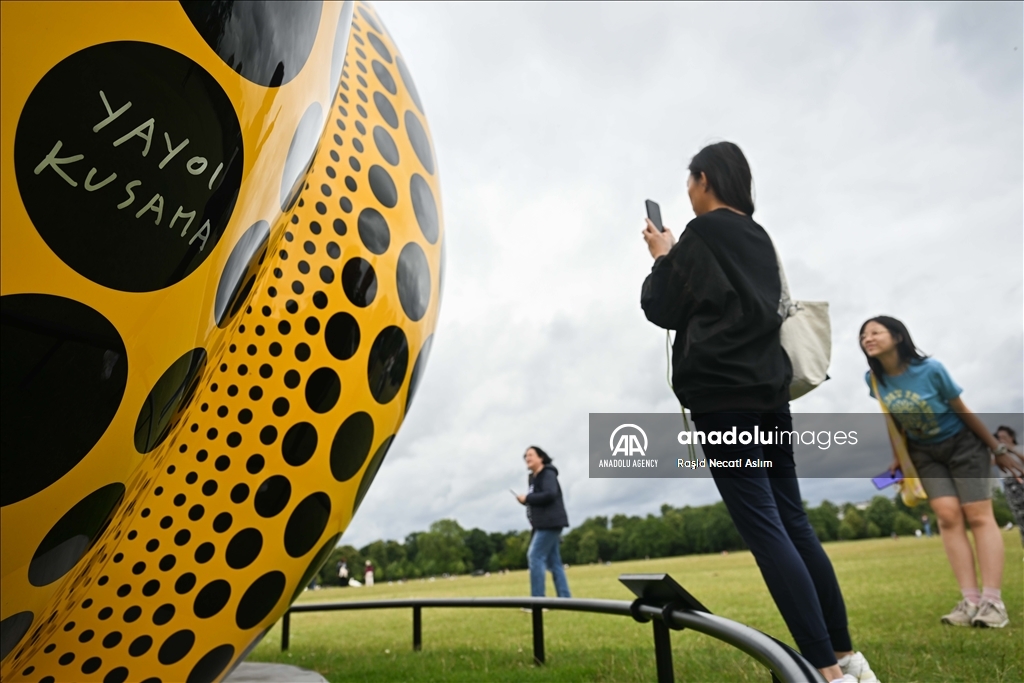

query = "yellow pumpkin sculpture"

[0,2,442,681]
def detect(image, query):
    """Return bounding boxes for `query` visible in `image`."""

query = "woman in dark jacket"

[640,142,875,683]
[516,446,571,598]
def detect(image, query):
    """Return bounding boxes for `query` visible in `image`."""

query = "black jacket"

[641,209,791,413]
[525,466,569,529]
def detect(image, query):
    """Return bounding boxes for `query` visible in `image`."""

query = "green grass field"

[248,531,1023,682]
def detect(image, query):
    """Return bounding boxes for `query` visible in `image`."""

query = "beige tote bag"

[774,245,831,399]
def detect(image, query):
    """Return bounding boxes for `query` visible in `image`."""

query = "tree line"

[315,489,1016,585]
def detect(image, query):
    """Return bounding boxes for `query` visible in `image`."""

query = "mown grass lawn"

[248,531,1022,682]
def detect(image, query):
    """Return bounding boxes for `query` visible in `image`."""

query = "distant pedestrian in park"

[641,142,877,683]
[516,446,571,599]
[994,426,1024,546]
[364,560,375,587]
[860,315,1024,628]
[338,558,350,587]
[921,514,932,537]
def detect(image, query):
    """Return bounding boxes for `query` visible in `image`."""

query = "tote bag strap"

[870,373,928,506]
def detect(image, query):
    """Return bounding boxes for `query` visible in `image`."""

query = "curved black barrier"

[278,573,826,683]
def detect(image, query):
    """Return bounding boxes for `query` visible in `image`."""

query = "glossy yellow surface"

[0,2,442,681]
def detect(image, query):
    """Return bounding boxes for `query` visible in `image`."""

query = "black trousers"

[693,408,852,669]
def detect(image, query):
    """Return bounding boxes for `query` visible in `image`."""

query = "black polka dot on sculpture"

[357,208,390,254]
[157,629,195,665]
[404,110,435,174]
[236,571,286,630]
[305,368,341,413]
[358,6,383,32]
[372,61,396,95]
[410,174,439,244]
[284,492,331,557]
[341,258,378,307]
[330,412,374,482]
[280,102,324,211]
[406,334,435,414]
[396,54,424,113]
[354,436,395,512]
[182,1,322,87]
[0,611,34,661]
[135,348,208,453]
[290,532,342,603]
[1,294,128,506]
[193,579,231,618]
[186,643,235,683]
[215,221,270,327]
[225,528,263,569]
[153,604,175,625]
[325,312,360,360]
[29,483,125,586]
[368,165,398,208]
[128,635,152,657]
[254,476,291,518]
[373,126,399,166]
[104,666,129,683]
[373,91,399,129]
[367,326,409,404]
[396,242,431,322]
[367,32,392,63]
[281,422,318,466]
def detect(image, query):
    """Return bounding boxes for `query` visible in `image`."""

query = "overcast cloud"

[342,1,1024,548]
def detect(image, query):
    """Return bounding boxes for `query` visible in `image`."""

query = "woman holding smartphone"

[516,446,571,599]
[641,142,876,683]
[860,316,1023,627]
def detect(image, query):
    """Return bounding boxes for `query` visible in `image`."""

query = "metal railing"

[278,573,825,683]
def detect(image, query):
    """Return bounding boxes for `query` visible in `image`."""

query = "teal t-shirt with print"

[866,358,964,444]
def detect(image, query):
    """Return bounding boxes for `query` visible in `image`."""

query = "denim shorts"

[908,428,992,503]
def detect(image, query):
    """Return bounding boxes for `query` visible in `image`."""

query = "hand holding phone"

[645,199,664,232]
[871,469,903,490]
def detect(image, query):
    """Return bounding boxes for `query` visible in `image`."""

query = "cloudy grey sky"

[343,1,1023,547]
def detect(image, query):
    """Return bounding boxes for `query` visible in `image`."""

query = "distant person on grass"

[640,141,876,683]
[859,316,1024,628]
[994,426,1024,546]
[516,446,571,599]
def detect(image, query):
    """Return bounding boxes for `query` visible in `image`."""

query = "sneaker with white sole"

[837,651,880,682]
[971,600,1009,628]
[940,599,979,626]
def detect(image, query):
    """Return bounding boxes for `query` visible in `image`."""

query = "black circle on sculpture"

[1,294,128,506]
[305,368,341,413]
[134,348,207,454]
[368,165,397,208]
[226,528,263,569]
[372,61,396,95]
[404,110,435,175]
[290,532,341,603]
[406,334,434,414]
[29,483,125,586]
[410,174,439,244]
[254,475,291,517]
[186,643,235,683]
[193,579,231,618]
[280,102,324,211]
[281,422,318,466]
[367,326,409,404]
[325,312,360,360]
[181,1,322,87]
[340,258,378,307]
[330,412,374,482]
[357,208,390,255]
[236,571,286,629]
[284,492,331,557]
[373,126,399,166]
[397,242,431,322]
[13,41,243,292]
[373,92,399,129]
[396,54,424,114]
[215,221,270,327]
[0,611,34,661]
[354,436,395,513]
[158,629,195,665]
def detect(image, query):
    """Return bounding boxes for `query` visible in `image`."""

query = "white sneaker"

[837,651,880,682]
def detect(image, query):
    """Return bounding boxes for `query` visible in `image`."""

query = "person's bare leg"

[963,499,1004,589]
[931,496,978,590]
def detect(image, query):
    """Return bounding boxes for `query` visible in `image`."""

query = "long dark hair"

[995,426,1018,445]
[688,142,755,215]
[526,445,552,465]
[859,316,928,386]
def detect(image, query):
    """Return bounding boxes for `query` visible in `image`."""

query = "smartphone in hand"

[645,199,664,232]
[871,470,903,490]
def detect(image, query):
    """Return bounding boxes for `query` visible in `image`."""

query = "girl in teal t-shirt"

[860,316,1023,630]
